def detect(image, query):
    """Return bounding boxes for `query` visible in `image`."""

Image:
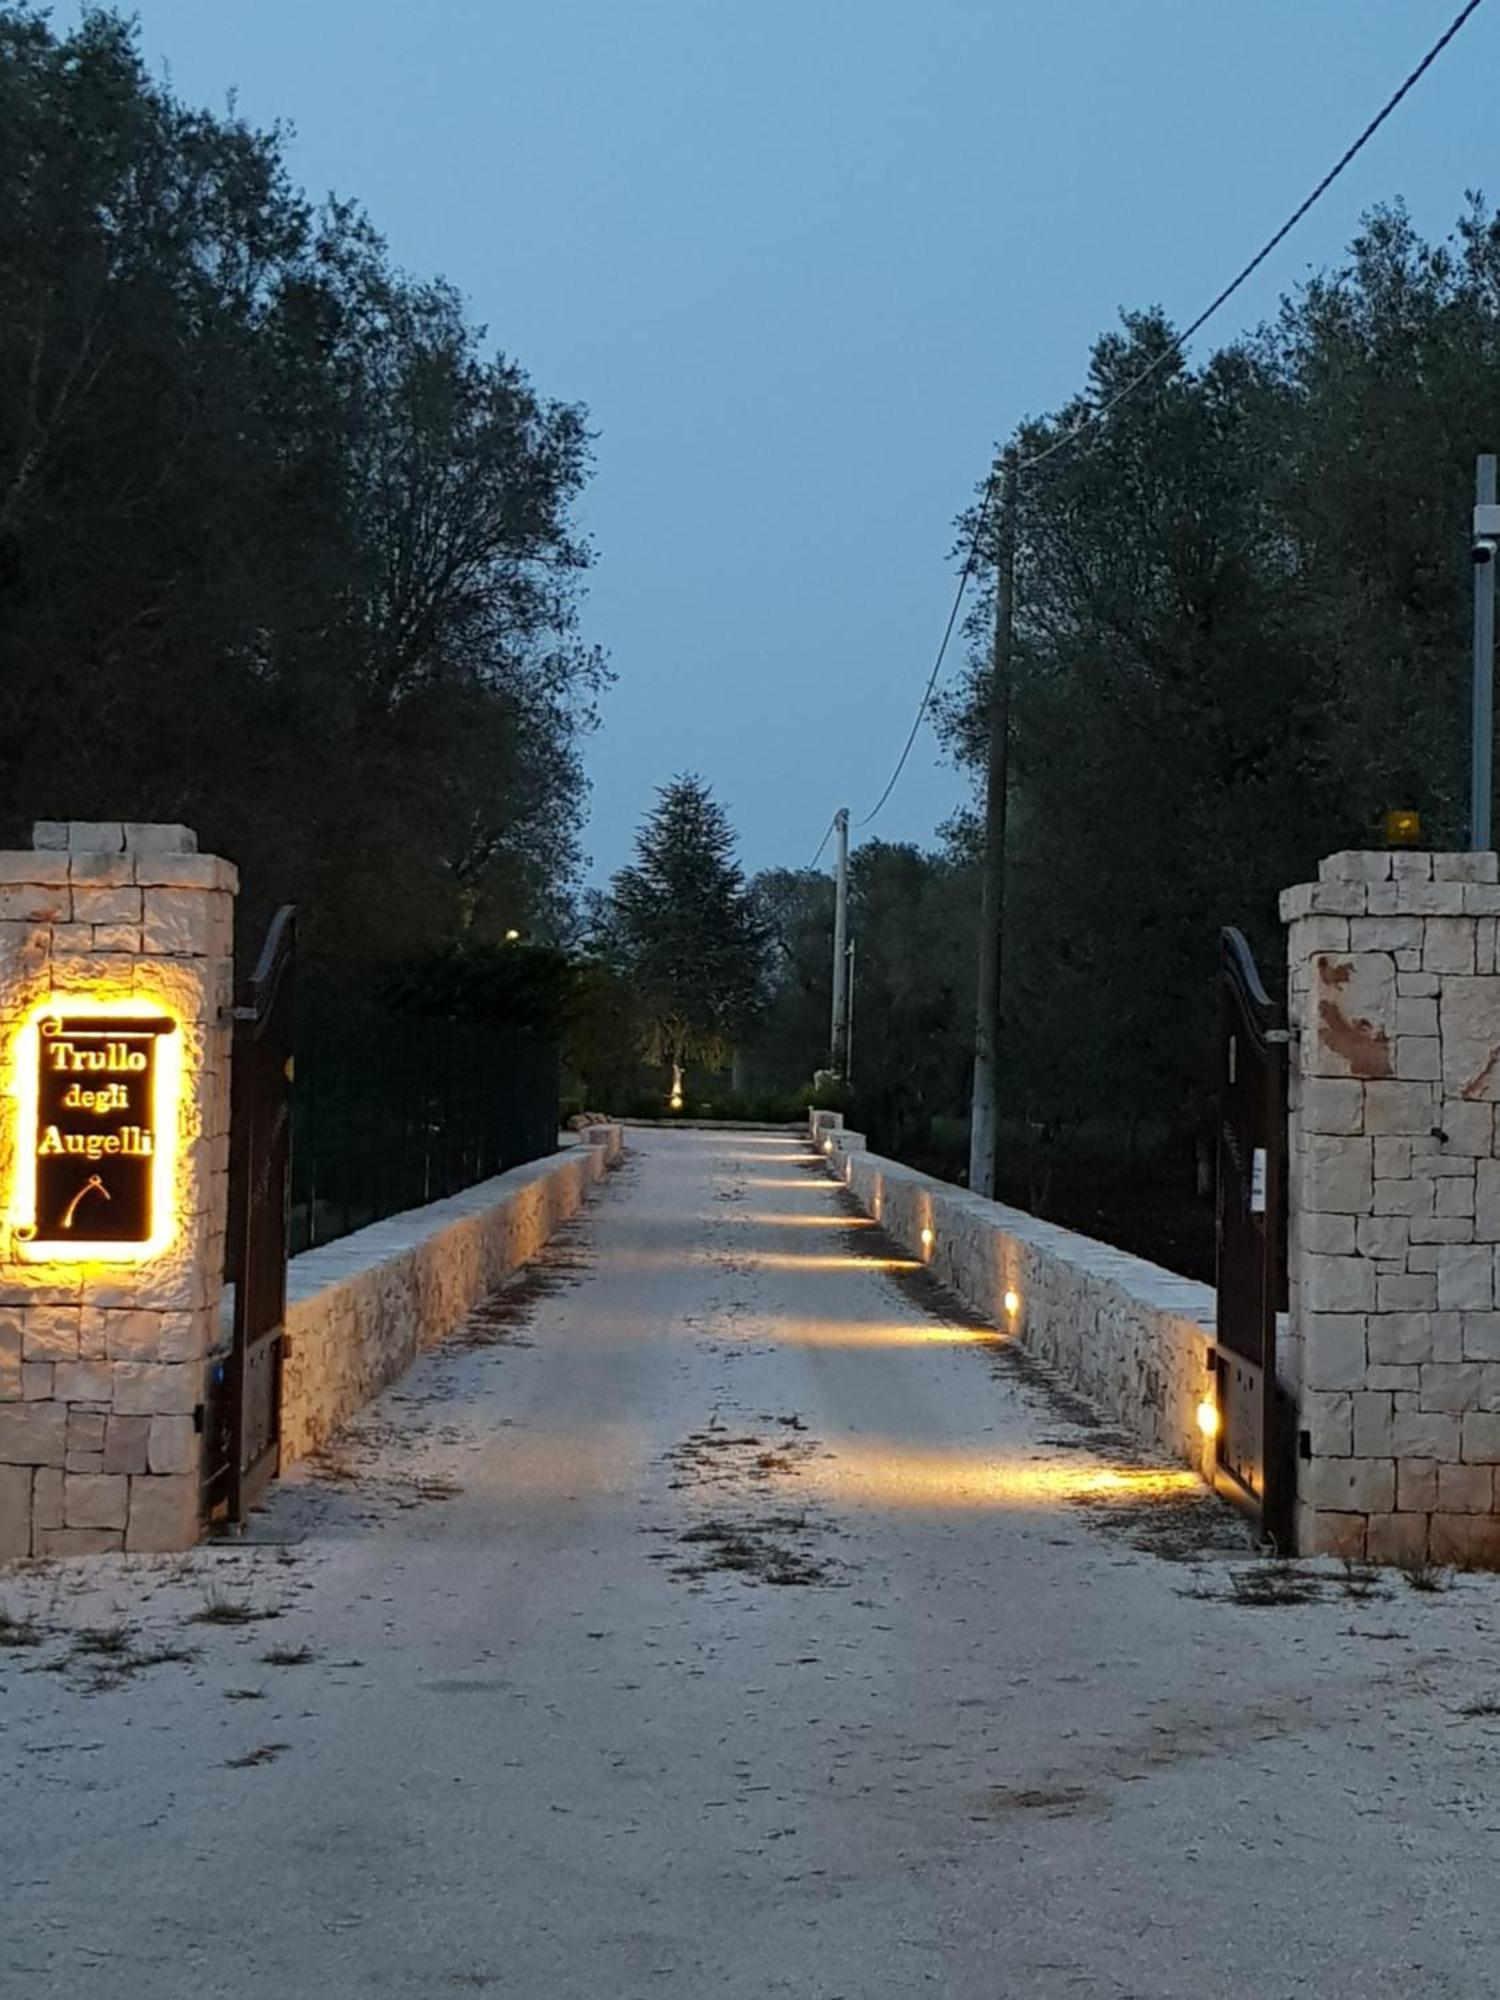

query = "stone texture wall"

[824,1132,1217,1482]
[0,823,235,1557]
[279,1126,623,1466]
[1284,850,1500,1564]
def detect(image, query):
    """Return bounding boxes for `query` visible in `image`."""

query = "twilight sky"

[123,0,1498,883]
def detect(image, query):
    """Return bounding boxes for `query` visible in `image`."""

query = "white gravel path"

[6,1127,1500,1998]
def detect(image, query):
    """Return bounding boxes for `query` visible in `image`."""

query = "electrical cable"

[849,0,1487,833]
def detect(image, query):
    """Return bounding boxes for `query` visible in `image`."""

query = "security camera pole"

[1473,452,1498,850]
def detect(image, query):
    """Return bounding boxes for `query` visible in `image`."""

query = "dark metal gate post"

[1214,927,1290,1543]
[223,906,296,1524]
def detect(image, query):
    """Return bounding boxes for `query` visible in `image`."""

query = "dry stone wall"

[1284,850,1500,1564]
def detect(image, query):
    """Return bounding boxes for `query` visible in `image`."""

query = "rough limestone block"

[1356,1216,1409,1260]
[1303,1315,1368,1392]
[1423,918,1476,976]
[141,888,213,956]
[1373,1137,1412,1179]
[1435,1245,1495,1311]
[1464,1312,1500,1361]
[1301,1135,1373,1214]
[63,1471,128,1529]
[1367,1312,1431,1367]
[124,1473,200,1552]
[1307,955,1394,1079]
[1438,1462,1494,1512]
[52,1361,112,1403]
[20,1307,81,1361]
[1303,1456,1395,1512]
[1461,1411,1500,1460]
[1363,1082,1439,1136]
[102,1414,151,1475]
[1367,1513,1431,1565]
[35,1526,123,1555]
[0,1403,65,1466]
[1431,1514,1500,1565]
[68,852,136,886]
[1396,1038,1442,1082]
[1435,852,1500,884]
[147,1414,198,1475]
[1440,979,1500,1101]
[1302,1213,1357,1256]
[1421,1363,1485,1412]
[1464,885,1500,914]
[64,821,124,851]
[1392,1407,1459,1461]
[110,1362,200,1417]
[1436,1177,1478,1217]
[1397,995,1440,1037]
[1304,1255,1376,1313]
[1378,1273,1436,1313]
[1321,851,1394,884]
[0,1464,31,1558]
[1298,1077,1364,1136]
[123,823,197,854]
[1351,1392,1394,1456]
[0,883,68,923]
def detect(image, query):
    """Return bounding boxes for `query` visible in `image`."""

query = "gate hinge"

[1264,1029,1292,1045]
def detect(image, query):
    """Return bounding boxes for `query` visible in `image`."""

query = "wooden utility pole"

[830,807,850,1074]
[967,465,1017,1199]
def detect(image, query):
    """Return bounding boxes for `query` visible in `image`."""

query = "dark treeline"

[0,7,603,974]
[745,202,1500,1275]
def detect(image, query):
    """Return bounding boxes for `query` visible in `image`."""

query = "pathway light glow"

[1196,1398,1220,1439]
[919,1226,934,1251]
[1003,1288,1021,1318]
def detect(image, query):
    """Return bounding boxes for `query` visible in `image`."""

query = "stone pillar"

[0,822,236,1556]
[1283,849,1500,1565]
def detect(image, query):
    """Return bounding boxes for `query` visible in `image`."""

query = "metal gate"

[1214,927,1290,1541]
[219,906,296,1524]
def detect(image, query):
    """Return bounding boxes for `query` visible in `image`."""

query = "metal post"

[968,464,1017,1199]
[830,806,850,1074]
[1473,453,1497,851]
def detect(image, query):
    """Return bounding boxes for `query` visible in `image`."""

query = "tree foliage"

[0,6,603,971]
[606,776,768,1088]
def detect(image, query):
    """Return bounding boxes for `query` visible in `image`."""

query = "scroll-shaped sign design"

[10,998,182,1262]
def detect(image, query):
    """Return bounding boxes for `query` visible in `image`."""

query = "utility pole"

[844,936,855,1084]
[1473,453,1498,850]
[967,464,1017,1199]
[830,806,850,1074]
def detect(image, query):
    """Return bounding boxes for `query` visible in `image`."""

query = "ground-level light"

[919,1226,934,1251]
[1003,1288,1020,1318]
[1196,1398,1220,1439]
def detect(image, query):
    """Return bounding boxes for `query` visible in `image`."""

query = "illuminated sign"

[9,998,182,1262]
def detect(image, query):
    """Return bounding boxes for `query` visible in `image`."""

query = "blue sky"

[121,1,1499,883]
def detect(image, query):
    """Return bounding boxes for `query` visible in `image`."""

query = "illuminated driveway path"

[8,1128,1500,1997]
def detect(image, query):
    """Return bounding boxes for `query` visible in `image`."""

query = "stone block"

[20,1307,80,1361]
[147,1414,198,1475]
[0,1464,32,1558]
[1393,852,1436,884]
[1441,978,1500,1101]
[111,1363,200,1417]
[1397,1458,1441,1510]
[31,1464,63,1528]
[1351,916,1422,955]
[53,1360,112,1404]
[1356,1215,1408,1259]
[1439,1462,1494,1513]
[1424,918,1476,975]
[141,888,213,956]
[66,1409,106,1453]
[1462,1411,1500,1460]
[35,1526,123,1555]
[70,885,141,926]
[1308,955,1394,1079]
[1295,1506,1368,1561]
[67,851,136,886]
[1436,1178,1477,1217]
[1430,1514,1500,1567]
[1298,1077,1364,1136]
[1303,1457,1395,1513]
[1378,1273,1435,1312]
[1367,1513,1432,1566]
[90,924,140,953]
[125,1472,199,1552]
[0,882,68,922]
[1436,1245,1495,1311]
[1321,852,1394,884]
[63,1472,128,1529]
[64,821,123,851]
[1479,1161,1500,1242]
[1436,853,1500,884]
[1396,1037,1442,1082]
[132,853,234,892]
[1394,1406,1459,1461]
[1374,1178,1436,1217]
[1302,1135,1373,1214]
[1410,1217,1475,1245]
[1399,971,1441,998]
[1351,1392,1393,1456]
[1363,1082,1439,1136]
[1304,1254,1376,1313]
[1368,1313,1432,1366]
[102,1414,151,1475]
[0,852,69,886]
[1481,920,1499,977]
[1464,1313,1500,1362]
[1303,1213,1358,1256]
[1373,1138,1412,1180]
[1465,885,1500,914]
[1422,1363,1485,1412]
[0,1403,64,1465]
[123,823,198,855]
[1303,1314,1368,1391]
[1397,996,1439,1037]
[1301,1389,1352,1456]
[22,1364,54,1401]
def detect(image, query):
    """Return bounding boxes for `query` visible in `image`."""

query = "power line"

[852,0,1486,832]
[808,812,838,869]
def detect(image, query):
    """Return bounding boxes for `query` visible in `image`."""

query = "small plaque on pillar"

[11,1001,181,1260]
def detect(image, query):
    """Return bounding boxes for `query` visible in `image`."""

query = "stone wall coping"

[846,1149,1217,1327]
[283,1142,616,1304]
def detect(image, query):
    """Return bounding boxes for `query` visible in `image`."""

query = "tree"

[607,777,769,1103]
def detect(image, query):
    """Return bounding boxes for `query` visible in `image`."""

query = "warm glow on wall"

[1003,1288,1021,1317]
[1196,1398,1220,1439]
[919,1226,934,1252]
[7,993,184,1265]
